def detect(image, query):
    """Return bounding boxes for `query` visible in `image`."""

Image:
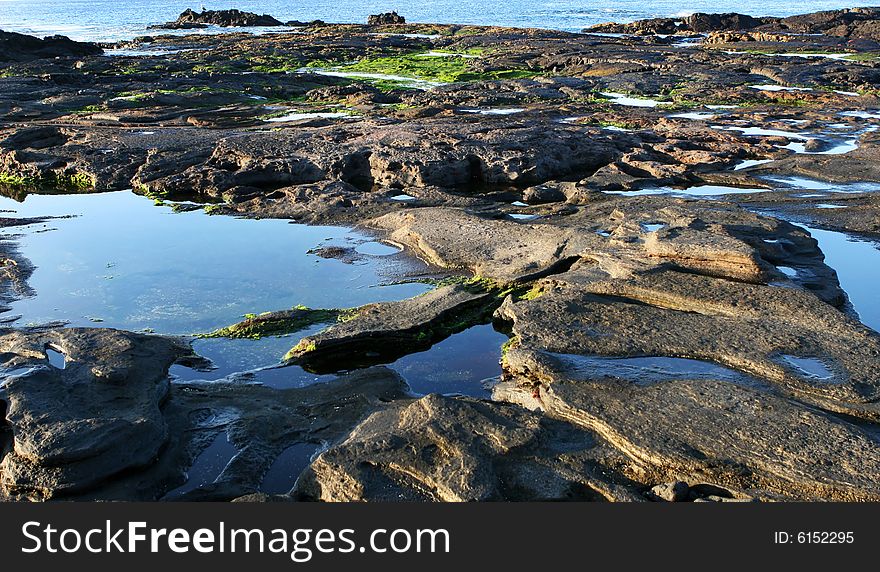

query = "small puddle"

[749,84,813,92]
[391,194,416,201]
[162,431,237,500]
[606,184,768,198]
[734,159,774,170]
[780,355,835,381]
[509,213,539,221]
[670,112,717,121]
[265,111,353,123]
[460,108,525,115]
[389,324,507,397]
[841,110,880,119]
[44,345,65,370]
[600,92,670,108]
[260,442,322,494]
[548,353,776,391]
[641,223,665,233]
[763,176,878,194]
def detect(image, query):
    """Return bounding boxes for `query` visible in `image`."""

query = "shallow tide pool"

[0,191,427,334]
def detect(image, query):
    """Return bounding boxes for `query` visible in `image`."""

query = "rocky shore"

[2,8,880,501]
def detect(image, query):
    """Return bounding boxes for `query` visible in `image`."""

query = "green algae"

[202,306,358,340]
[340,52,539,84]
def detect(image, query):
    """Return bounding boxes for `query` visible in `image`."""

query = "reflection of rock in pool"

[260,442,323,494]
[389,324,508,397]
[44,345,66,369]
[802,225,880,332]
[162,431,238,500]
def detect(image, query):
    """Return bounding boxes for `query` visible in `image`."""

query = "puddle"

[670,112,716,120]
[390,194,416,201]
[45,345,65,369]
[815,204,847,209]
[600,92,670,108]
[260,443,322,494]
[734,159,774,170]
[606,184,769,198]
[641,223,665,233]
[265,111,353,123]
[509,213,539,221]
[389,324,507,397]
[712,125,810,140]
[780,355,835,381]
[763,176,878,194]
[0,191,428,335]
[749,84,813,92]
[170,332,328,385]
[460,108,525,115]
[372,33,441,39]
[801,225,880,332]
[548,353,775,391]
[782,138,859,155]
[841,110,880,119]
[162,431,237,500]
[355,241,402,256]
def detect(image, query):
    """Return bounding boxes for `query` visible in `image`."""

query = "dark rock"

[522,182,571,204]
[0,31,102,63]
[149,9,283,30]
[0,328,196,498]
[685,13,765,33]
[367,12,406,26]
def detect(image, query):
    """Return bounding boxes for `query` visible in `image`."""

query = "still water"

[0,0,876,41]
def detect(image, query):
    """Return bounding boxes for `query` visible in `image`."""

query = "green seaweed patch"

[843,52,880,62]
[500,336,521,360]
[340,53,538,84]
[203,305,360,340]
[0,171,96,195]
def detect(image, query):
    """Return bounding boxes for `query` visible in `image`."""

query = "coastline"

[1,7,880,502]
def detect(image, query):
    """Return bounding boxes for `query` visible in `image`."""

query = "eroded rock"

[0,328,196,498]
[294,394,645,501]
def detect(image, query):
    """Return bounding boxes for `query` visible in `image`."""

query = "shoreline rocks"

[3,8,880,502]
[368,12,406,26]
[149,9,284,30]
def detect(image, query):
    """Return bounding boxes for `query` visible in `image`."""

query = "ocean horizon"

[1,0,879,41]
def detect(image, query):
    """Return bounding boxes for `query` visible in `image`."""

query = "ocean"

[0,0,877,42]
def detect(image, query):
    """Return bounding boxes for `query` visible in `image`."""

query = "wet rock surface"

[3,8,880,501]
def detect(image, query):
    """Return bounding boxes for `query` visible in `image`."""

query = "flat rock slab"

[496,268,880,417]
[294,393,645,502]
[286,283,499,372]
[0,328,195,497]
[500,348,880,501]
